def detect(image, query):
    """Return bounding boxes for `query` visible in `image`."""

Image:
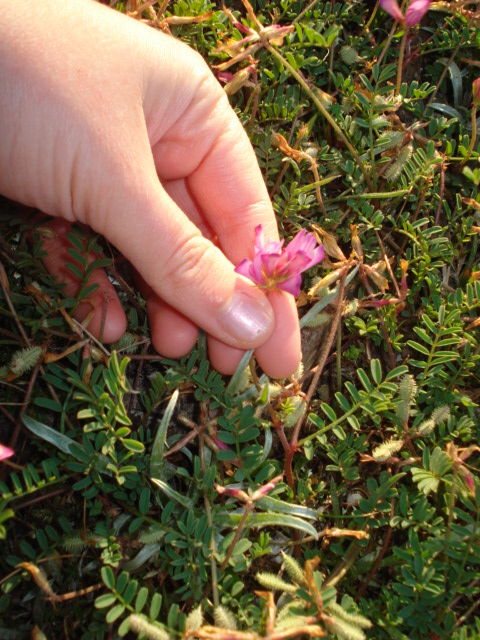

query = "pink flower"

[235,225,324,297]
[251,474,283,500]
[0,444,14,461]
[379,0,404,22]
[405,0,431,26]
[473,78,480,107]
[379,0,430,26]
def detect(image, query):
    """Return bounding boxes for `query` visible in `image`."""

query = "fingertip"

[147,295,199,358]
[74,274,128,343]
[207,336,245,375]
[254,292,301,379]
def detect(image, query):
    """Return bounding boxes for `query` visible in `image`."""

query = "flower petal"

[278,274,302,296]
[379,0,404,22]
[0,444,14,461]
[405,0,430,26]
[235,258,260,284]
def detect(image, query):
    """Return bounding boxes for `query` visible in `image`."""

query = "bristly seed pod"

[9,346,43,376]
[255,572,297,593]
[127,615,170,640]
[396,374,417,425]
[185,605,203,631]
[372,438,404,462]
[281,551,306,585]
[324,614,368,640]
[327,602,373,629]
[431,405,450,425]
[213,605,237,629]
[418,419,435,436]
[340,45,361,66]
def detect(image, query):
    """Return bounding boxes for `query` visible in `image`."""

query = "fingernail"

[219,288,273,344]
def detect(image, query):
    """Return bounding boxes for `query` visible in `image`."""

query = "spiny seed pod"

[127,615,170,640]
[185,605,203,631]
[61,534,87,553]
[342,94,356,114]
[281,551,306,584]
[396,375,417,425]
[376,130,405,151]
[327,602,372,629]
[418,419,435,436]
[385,144,413,182]
[276,600,309,629]
[324,615,367,640]
[255,572,297,593]
[340,45,361,65]
[372,439,404,462]
[432,405,450,425]
[139,529,166,545]
[9,346,43,375]
[213,605,237,629]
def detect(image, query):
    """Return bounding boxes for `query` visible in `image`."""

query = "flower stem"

[285,265,349,491]
[462,105,478,165]
[395,31,407,95]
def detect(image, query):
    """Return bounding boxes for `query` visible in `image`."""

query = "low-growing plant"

[1,0,479,638]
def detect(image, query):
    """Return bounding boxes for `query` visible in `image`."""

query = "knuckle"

[163,234,223,298]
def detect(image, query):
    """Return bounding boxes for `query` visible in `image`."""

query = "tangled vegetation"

[1,1,480,638]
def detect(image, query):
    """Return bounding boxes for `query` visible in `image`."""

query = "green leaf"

[218,511,318,538]
[65,261,84,281]
[106,603,125,623]
[370,359,382,385]
[33,397,63,412]
[321,403,337,422]
[118,617,131,637]
[135,586,149,613]
[411,468,440,495]
[123,544,161,572]
[356,368,373,392]
[151,478,194,510]
[407,340,430,356]
[139,487,150,516]
[22,416,103,467]
[429,447,453,476]
[385,364,408,382]
[150,389,179,480]
[256,496,318,520]
[95,593,117,609]
[122,439,145,453]
[101,566,115,590]
[116,572,129,597]
[225,349,254,397]
[149,592,162,620]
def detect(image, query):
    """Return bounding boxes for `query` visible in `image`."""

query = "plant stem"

[462,105,478,165]
[286,266,348,490]
[395,31,407,96]
[219,504,253,572]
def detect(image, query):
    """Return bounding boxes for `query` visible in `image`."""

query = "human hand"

[0,0,301,378]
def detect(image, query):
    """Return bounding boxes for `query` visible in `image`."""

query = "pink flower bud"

[251,474,283,500]
[460,467,476,493]
[473,78,480,107]
[0,444,14,461]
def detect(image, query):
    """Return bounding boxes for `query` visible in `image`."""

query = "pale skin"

[0,0,301,378]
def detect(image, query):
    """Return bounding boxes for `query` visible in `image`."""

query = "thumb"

[98,179,275,349]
